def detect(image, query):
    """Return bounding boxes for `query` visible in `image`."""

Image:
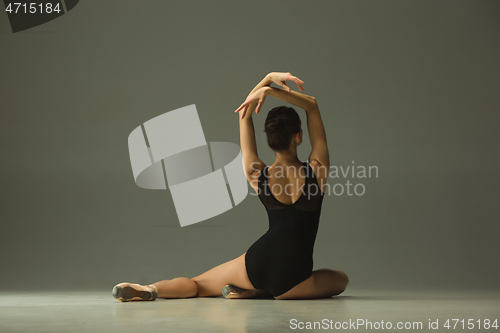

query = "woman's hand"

[267,72,305,92]
[235,86,270,119]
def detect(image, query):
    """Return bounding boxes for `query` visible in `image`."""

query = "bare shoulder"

[308,159,329,193]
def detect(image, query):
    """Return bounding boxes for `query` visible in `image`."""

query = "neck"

[273,146,300,165]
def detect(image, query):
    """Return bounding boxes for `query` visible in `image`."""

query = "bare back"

[248,162,328,203]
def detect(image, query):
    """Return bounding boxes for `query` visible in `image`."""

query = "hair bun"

[265,117,285,133]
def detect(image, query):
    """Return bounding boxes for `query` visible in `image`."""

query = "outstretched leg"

[274,268,349,300]
[112,253,255,301]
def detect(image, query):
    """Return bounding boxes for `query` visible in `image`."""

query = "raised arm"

[238,75,270,186]
[236,72,306,192]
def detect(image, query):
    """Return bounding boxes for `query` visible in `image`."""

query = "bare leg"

[113,253,254,301]
[274,268,349,300]
[151,277,198,298]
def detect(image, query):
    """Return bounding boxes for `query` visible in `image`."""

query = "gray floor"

[1,289,499,332]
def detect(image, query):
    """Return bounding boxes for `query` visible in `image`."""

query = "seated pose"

[112,72,348,301]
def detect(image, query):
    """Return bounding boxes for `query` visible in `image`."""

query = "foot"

[112,282,158,302]
[221,285,270,299]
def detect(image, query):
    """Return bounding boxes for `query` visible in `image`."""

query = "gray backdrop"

[1,0,499,292]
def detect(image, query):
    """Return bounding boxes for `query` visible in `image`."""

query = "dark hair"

[264,106,301,152]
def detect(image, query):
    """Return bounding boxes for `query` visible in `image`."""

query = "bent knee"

[337,270,349,285]
[333,270,349,295]
[316,268,349,295]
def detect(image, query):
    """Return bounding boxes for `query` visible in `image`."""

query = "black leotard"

[245,161,325,297]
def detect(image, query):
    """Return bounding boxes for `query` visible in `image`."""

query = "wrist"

[264,86,276,97]
[265,73,275,84]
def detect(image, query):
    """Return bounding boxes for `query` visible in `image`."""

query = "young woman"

[112,72,348,301]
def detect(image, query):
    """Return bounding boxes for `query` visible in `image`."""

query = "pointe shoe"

[112,282,158,302]
[222,284,245,298]
[222,284,265,299]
